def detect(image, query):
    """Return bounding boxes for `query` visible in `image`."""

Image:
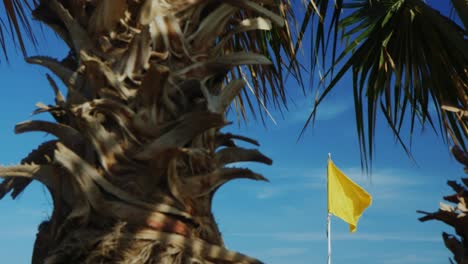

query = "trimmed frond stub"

[0,164,57,190]
[0,140,58,199]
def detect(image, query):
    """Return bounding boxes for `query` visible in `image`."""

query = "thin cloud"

[255,181,323,199]
[255,166,424,200]
[345,167,423,187]
[228,232,441,243]
[16,207,50,218]
[256,188,279,199]
[287,99,351,123]
[262,247,308,257]
[314,103,350,121]
[271,166,423,187]
[382,254,447,264]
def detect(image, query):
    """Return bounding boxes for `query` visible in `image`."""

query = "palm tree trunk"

[0,0,295,263]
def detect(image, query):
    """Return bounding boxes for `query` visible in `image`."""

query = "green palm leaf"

[291,0,344,86]
[450,0,468,29]
[306,0,468,170]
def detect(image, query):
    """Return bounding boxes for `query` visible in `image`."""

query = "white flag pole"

[327,153,332,264]
[327,212,331,264]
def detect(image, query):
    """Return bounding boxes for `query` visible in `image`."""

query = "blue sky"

[0,2,463,263]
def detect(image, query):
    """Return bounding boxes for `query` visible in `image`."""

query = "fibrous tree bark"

[0,1,299,263]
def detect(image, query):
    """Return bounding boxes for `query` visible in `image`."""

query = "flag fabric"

[327,159,372,232]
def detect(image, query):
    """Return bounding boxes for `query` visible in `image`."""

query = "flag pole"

[327,153,332,264]
[327,212,331,264]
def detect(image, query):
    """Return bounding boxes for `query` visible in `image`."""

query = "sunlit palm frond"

[307,0,468,170]
[293,0,344,87]
[224,1,303,122]
[0,0,37,61]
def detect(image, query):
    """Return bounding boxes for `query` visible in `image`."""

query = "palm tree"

[418,146,468,264]
[1,0,467,263]
[305,1,467,261]
[0,0,301,263]
[299,0,468,168]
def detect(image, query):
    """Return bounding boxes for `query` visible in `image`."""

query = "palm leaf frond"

[449,0,468,29]
[307,0,468,170]
[0,0,37,61]
[225,1,303,121]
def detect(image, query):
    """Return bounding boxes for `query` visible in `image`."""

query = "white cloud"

[16,207,50,218]
[345,167,423,187]
[270,166,422,187]
[254,181,323,199]
[256,188,279,199]
[285,99,351,123]
[254,166,424,200]
[382,254,447,264]
[227,232,322,241]
[314,103,350,121]
[262,247,308,257]
[334,233,440,242]
[228,232,440,243]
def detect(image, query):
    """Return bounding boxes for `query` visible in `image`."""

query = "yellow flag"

[328,159,372,232]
